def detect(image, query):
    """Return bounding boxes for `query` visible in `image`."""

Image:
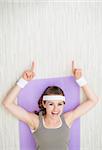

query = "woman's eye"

[49,103,53,105]
[58,103,63,106]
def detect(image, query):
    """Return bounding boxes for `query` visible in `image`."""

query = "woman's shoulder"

[63,111,74,128]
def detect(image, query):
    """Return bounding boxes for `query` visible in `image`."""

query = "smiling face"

[42,100,65,118]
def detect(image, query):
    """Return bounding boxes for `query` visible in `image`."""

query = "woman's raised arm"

[2,61,38,129]
[64,61,99,127]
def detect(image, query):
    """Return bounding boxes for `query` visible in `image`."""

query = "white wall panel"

[0,1,102,150]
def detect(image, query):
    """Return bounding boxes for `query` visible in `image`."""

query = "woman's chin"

[50,112,61,118]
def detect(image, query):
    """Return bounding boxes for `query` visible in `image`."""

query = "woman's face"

[43,100,65,118]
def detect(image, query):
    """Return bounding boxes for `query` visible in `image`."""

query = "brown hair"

[34,86,65,115]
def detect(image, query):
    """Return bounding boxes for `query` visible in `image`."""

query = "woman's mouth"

[52,112,59,115]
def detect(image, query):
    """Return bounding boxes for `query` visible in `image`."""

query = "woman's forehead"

[47,100,63,103]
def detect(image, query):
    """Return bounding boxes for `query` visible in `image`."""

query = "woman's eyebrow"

[48,101,63,104]
[48,101,57,103]
[48,101,54,103]
[58,102,63,104]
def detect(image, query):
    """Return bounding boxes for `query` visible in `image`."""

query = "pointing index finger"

[31,61,35,72]
[72,60,75,73]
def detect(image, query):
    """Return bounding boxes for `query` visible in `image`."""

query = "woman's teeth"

[52,112,58,115]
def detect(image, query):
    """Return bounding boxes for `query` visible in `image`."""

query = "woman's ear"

[42,101,46,108]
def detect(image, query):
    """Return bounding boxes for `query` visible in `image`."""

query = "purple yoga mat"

[17,76,80,150]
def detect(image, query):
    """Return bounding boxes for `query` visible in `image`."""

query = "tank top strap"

[38,111,43,127]
[60,113,66,124]
[39,111,43,120]
[60,113,70,129]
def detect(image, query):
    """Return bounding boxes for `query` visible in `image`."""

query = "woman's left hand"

[72,60,83,80]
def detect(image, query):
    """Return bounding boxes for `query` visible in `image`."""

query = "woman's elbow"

[93,96,99,105]
[2,100,10,108]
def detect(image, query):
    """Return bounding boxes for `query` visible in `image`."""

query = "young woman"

[2,61,99,150]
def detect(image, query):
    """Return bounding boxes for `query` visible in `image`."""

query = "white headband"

[43,95,65,101]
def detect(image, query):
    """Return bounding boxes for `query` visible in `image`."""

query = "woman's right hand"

[22,61,36,81]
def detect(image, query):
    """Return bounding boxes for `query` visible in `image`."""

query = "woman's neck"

[44,115,61,125]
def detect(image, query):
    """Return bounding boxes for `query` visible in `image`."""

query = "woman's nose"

[53,106,58,112]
